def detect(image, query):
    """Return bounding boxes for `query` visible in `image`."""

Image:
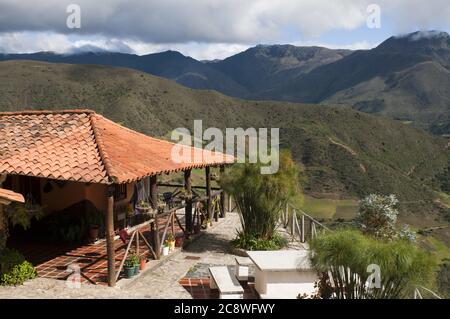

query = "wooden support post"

[171,211,175,235]
[228,195,232,213]
[184,169,193,234]
[105,185,116,287]
[136,230,139,256]
[205,166,212,223]
[219,166,226,218]
[150,175,160,259]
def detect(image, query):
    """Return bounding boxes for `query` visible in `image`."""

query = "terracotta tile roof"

[0,110,234,184]
[0,188,25,203]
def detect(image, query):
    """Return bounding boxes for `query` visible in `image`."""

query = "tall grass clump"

[310,228,436,299]
[221,150,300,250]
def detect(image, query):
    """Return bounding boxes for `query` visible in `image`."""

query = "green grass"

[437,192,450,207]
[420,236,450,263]
[291,194,358,220]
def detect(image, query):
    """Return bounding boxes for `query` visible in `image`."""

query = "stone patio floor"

[0,212,305,299]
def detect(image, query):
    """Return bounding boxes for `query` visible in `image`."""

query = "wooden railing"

[280,203,330,243]
[114,228,157,282]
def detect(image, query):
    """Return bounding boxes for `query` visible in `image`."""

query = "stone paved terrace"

[0,212,237,298]
[0,212,306,299]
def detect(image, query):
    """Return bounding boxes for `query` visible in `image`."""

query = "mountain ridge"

[0,30,449,134]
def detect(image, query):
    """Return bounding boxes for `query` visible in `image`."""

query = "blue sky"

[0,0,449,60]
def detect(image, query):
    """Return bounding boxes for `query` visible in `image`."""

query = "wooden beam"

[157,183,221,190]
[105,185,116,287]
[219,166,226,218]
[184,169,193,234]
[150,175,160,259]
[205,166,212,222]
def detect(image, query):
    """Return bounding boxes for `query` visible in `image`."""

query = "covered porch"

[0,109,234,287]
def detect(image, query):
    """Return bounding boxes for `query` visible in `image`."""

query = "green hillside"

[0,60,448,224]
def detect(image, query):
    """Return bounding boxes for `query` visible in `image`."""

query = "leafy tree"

[310,229,436,299]
[220,150,300,247]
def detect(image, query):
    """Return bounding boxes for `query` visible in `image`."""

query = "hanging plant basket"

[135,201,152,212]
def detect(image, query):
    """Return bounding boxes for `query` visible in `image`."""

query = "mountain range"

[1,30,449,134]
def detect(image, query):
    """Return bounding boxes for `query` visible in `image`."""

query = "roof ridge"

[0,109,95,116]
[89,113,117,184]
[95,113,220,152]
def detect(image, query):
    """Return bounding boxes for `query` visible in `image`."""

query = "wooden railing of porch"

[113,185,226,283]
[280,203,330,243]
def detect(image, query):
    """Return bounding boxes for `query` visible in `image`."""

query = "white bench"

[209,266,244,299]
[234,257,253,281]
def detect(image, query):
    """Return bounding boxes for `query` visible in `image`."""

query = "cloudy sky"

[0,0,449,60]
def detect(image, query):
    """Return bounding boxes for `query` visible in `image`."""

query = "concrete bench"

[209,266,244,299]
[234,257,253,281]
[247,250,318,299]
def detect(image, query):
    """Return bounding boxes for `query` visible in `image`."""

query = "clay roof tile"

[0,109,234,184]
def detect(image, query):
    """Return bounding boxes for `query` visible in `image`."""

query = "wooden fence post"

[301,214,305,243]
[219,166,226,218]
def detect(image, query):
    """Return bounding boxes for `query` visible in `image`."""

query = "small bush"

[0,261,37,286]
[232,231,287,251]
[0,248,37,286]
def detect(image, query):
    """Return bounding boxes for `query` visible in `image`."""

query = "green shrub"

[310,228,436,299]
[0,248,37,286]
[0,248,25,274]
[231,231,287,251]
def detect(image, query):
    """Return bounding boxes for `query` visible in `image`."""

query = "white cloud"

[0,0,449,60]
[0,0,375,43]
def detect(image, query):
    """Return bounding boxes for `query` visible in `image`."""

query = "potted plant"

[129,253,140,275]
[87,212,102,241]
[124,256,136,278]
[162,242,170,256]
[202,218,212,229]
[166,233,175,251]
[140,256,147,270]
[175,235,184,248]
[157,200,166,212]
[135,200,154,216]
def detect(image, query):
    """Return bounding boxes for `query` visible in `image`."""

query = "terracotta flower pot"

[140,259,146,270]
[175,236,184,247]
